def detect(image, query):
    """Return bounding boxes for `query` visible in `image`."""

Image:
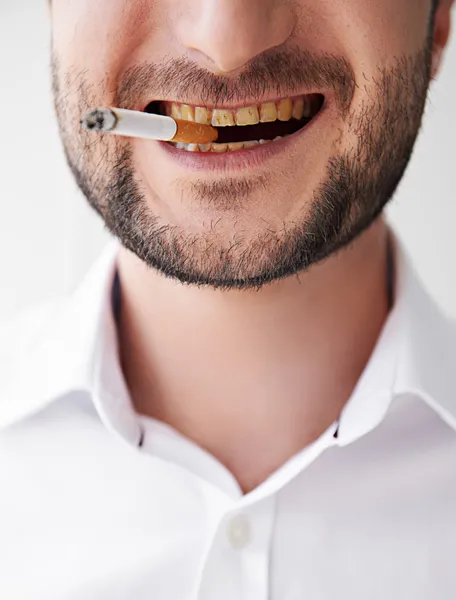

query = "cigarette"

[80,107,218,144]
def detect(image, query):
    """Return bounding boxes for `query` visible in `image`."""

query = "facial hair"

[53,41,432,291]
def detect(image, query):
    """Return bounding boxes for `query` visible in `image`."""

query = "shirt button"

[226,514,251,550]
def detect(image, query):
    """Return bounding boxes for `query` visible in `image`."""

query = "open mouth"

[145,94,324,152]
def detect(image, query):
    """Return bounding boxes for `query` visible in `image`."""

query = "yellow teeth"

[242,140,260,149]
[167,96,312,127]
[174,138,278,153]
[277,98,293,121]
[211,143,228,152]
[259,102,278,123]
[171,104,181,120]
[165,95,317,152]
[211,109,235,127]
[180,104,195,121]
[227,142,245,151]
[292,97,304,120]
[235,106,260,126]
[195,107,211,125]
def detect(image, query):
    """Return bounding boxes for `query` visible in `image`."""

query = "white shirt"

[1,231,455,600]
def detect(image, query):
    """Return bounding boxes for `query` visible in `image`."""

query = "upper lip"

[139,91,325,112]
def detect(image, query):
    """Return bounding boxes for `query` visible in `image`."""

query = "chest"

[1,448,455,600]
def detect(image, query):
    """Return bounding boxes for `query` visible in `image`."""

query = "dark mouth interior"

[145,95,325,143]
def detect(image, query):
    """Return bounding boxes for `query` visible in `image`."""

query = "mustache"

[115,45,356,115]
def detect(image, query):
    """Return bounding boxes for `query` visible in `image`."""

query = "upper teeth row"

[165,96,312,127]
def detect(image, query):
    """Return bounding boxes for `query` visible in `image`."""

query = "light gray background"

[1,2,455,318]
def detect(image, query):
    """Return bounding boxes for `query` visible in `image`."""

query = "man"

[0,0,455,598]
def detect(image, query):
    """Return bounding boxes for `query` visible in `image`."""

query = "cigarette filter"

[81,107,218,144]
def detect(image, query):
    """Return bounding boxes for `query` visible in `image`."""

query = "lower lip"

[159,102,328,173]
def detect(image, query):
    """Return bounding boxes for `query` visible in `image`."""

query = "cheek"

[51,0,151,92]
[309,0,431,148]
[302,0,430,80]
[327,0,430,68]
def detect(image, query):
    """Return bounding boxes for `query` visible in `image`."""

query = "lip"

[158,97,329,173]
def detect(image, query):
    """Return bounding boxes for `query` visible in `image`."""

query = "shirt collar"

[1,231,456,446]
[335,231,456,445]
[392,238,456,430]
[0,238,140,445]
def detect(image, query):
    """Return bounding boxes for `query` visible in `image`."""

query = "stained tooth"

[243,140,259,148]
[259,102,277,123]
[164,104,173,117]
[259,139,271,144]
[228,142,245,151]
[198,143,212,152]
[171,104,182,119]
[195,107,211,125]
[180,104,195,121]
[292,97,304,120]
[212,109,235,127]
[235,106,260,126]
[187,144,199,152]
[211,143,228,152]
[277,98,293,121]
[303,97,312,118]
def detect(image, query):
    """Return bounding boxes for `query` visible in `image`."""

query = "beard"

[52,40,432,291]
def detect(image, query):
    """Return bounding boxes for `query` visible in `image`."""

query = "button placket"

[226,513,251,550]
[239,496,276,600]
[195,494,276,600]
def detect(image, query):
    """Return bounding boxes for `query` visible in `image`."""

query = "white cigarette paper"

[80,107,178,141]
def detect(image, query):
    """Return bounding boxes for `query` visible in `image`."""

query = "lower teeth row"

[172,136,284,152]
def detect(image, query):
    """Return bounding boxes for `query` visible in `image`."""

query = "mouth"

[144,94,324,152]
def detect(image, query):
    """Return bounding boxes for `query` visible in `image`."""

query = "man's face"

[52,0,438,290]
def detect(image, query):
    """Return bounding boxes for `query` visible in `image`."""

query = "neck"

[116,218,391,494]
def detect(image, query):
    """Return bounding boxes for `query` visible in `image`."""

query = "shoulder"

[0,241,121,431]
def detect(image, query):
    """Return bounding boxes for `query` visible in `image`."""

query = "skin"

[49,0,453,493]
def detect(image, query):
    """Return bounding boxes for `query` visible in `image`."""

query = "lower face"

[52,0,434,290]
